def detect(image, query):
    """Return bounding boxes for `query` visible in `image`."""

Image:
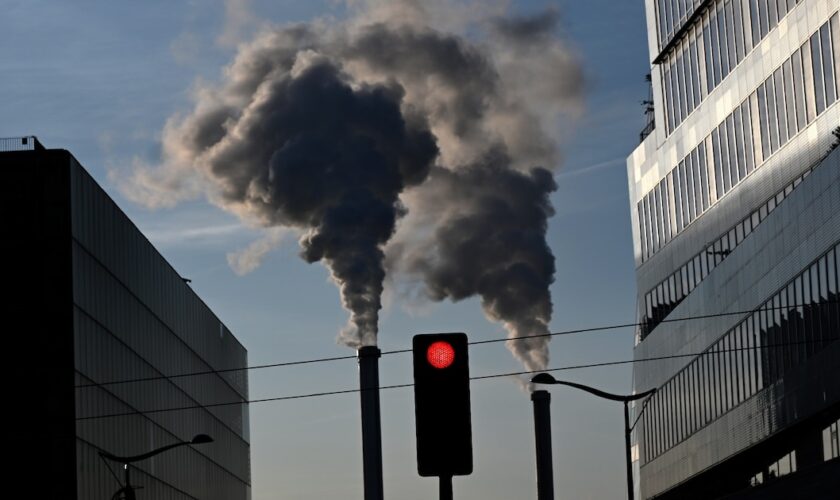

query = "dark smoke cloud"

[388,148,556,371]
[121,1,583,367]
[492,8,561,45]
[149,57,437,347]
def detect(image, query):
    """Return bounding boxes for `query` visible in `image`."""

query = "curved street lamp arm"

[546,379,655,403]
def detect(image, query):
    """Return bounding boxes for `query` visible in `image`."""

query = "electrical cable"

[73,299,840,389]
[74,336,839,421]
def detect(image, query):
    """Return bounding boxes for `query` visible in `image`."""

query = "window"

[791,48,807,131]
[733,0,746,61]
[718,4,731,77]
[831,14,840,99]
[802,37,818,122]
[774,68,789,145]
[734,109,747,181]
[766,76,780,154]
[698,142,710,209]
[820,23,837,105]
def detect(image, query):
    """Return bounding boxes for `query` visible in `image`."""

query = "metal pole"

[624,401,634,500]
[532,390,554,500]
[358,346,384,500]
[439,475,453,500]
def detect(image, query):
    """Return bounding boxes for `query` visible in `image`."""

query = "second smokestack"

[358,346,384,500]
[532,389,554,500]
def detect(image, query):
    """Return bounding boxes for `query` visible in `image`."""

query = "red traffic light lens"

[427,341,455,369]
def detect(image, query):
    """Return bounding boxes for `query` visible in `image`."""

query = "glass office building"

[626,1,840,498]
[3,140,251,499]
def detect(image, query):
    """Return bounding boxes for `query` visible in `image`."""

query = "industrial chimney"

[532,389,554,500]
[358,346,384,500]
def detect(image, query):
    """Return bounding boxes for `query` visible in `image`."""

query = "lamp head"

[190,434,214,444]
[530,373,558,385]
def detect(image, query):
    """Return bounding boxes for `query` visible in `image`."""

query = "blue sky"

[1,1,651,498]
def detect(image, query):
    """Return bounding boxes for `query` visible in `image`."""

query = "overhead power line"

[75,336,839,422]
[75,299,840,389]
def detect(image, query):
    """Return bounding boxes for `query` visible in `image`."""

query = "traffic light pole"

[439,475,453,500]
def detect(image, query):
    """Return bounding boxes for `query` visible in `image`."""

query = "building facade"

[4,139,251,499]
[626,1,840,498]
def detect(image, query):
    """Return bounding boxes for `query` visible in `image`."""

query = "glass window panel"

[664,66,674,132]
[791,48,807,131]
[718,4,731,77]
[639,204,648,259]
[664,179,672,243]
[704,21,716,91]
[687,255,696,289]
[757,84,770,160]
[775,294,787,372]
[725,0,738,68]
[677,52,687,124]
[740,323,750,401]
[724,336,733,412]
[692,151,703,217]
[682,48,693,116]
[754,310,765,388]
[733,0,746,61]
[819,255,829,302]
[749,0,761,46]
[773,68,789,145]
[700,253,708,284]
[690,39,701,106]
[831,14,840,99]
[802,271,812,356]
[810,32,825,115]
[683,43,694,114]
[686,158,696,223]
[802,37,818,121]
[828,248,837,295]
[758,0,769,39]
[655,185,663,250]
[746,315,755,395]
[734,107,747,181]
[711,8,722,87]
[767,0,778,29]
[657,0,667,46]
[673,168,683,232]
[693,255,702,287]
[739,102,754,175]
[727,114,739,188]
[644,196,652,258]
[680,161,690,227]
[781,59,798,137]
[820,23,837,105]
[720,120,732,193]
[766,76,780,153]
[698,141,710,210]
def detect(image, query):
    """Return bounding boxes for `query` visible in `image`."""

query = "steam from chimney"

[120,1,583,367]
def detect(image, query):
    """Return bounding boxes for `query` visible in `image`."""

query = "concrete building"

[626,1,840,498]
[3,137,251,499]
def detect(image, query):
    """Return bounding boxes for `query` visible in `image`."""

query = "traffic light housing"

[412,333,473,477]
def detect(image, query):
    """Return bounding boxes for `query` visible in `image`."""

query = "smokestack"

[532,390,554,500]
[358,346,384,500]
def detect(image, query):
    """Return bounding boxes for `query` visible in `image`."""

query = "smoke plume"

[121,1,583,367]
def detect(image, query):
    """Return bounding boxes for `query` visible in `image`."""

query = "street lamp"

[99,434,214,500]
[531,373,656,500]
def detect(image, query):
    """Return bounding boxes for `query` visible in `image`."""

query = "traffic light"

[412,333,473,477]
